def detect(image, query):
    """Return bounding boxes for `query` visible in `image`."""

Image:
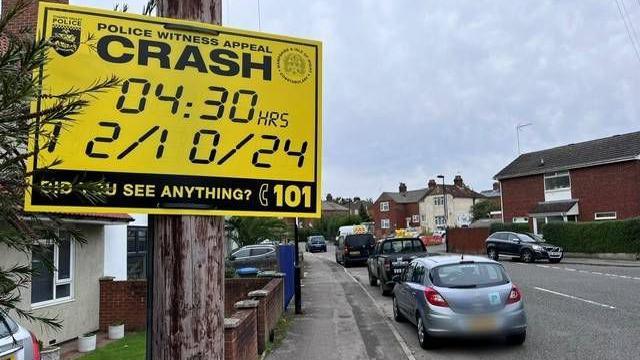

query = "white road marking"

[578,270,589,273]
[537,265,550,268]
[342,267,417,360]
[634,277,640,280]
[551,266,561,270]
[534,287,616,310]
[564,267,576,271]
[592,272,603,275]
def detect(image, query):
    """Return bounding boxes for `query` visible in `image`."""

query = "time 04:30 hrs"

[45,77,311,170]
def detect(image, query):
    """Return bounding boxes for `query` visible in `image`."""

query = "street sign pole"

[151,2,225,359]
[294,217,302,314]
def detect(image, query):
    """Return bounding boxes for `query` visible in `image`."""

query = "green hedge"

[542,218,640,254]
[489,223,530,234]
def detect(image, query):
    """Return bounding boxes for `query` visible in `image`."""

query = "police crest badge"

[50,22,81,57]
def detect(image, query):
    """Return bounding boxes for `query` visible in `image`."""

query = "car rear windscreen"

[345,234,374,247]
[309,236,325,243]
[382,239,424,254]
[431,263,509,288]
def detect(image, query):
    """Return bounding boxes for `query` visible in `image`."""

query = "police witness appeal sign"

[26,3,322,217]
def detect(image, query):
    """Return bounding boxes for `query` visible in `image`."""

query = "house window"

[127,226,148,280]
[435,216,446,226]
[595,212,617,221]
[412,215,420,223]
[380,201,389,212]
[433,196,444,206]
[31,236,74,307]
[381,219,390,229]
[544,171,571,191]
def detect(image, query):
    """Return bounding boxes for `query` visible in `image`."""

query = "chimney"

[454,175,463,187]
[354,197,360,201]
[428,179,437,189]
[493,182,500,191]
[326,193,333,201]
[399,182,407,193]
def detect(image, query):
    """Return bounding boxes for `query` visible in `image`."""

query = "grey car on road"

[392,255,527,349]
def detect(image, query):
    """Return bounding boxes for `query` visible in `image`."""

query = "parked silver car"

[0,311,39,360]
[228,244,278,271]
[392,255,527,349]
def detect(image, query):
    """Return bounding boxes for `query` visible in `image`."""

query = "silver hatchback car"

[392,255,527,349]
[0,311,39,360]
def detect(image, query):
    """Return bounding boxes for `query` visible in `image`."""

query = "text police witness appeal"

[96,22,273,80]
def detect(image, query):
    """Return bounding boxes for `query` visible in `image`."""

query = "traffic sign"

[25,3,322,217]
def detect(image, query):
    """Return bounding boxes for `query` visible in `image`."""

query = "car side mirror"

[392,275,401,282]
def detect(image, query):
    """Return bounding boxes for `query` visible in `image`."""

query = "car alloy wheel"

[487,248,498,260]
[521,249,534,263]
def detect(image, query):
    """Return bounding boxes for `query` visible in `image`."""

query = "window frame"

[434,216,446,226]
[381,218,390,229]
[31,238,75,309]
[380,201,390,212]
[544,171,571,192]
[594,211,617,221]
[433,196,444,206]
[411,214,420,223]
[127,226,148,280]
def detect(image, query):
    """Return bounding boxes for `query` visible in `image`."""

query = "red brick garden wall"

[224,278,270,317]
[225,309,258,360]
[99,278,147,331]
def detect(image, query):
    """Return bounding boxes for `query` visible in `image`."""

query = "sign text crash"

[25,3,322,217]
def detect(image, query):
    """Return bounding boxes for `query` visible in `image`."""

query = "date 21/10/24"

[44,78,310,169]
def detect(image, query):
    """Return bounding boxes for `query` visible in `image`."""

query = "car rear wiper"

[448,284,478,289]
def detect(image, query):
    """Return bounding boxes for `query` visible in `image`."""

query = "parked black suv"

[486,231,563,263]
[335,233,375,267]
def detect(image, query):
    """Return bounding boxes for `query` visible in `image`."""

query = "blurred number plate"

[469,316,497,332]
[350,251,360,256]
[549,252,562,257]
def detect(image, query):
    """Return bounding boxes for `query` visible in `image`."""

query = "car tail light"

[29,331,41,360]
[344,246,349,255]
[383,258,391,271]
[507,285,522,304]
[424,287,449,307]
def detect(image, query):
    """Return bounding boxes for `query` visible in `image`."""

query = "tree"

[358,202,371,222]
[0,0,118,328]
[227,217,288,247]
[471,199,501,221]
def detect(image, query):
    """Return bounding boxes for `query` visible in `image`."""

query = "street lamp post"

[437,175,448,252]
[516,122,533,154]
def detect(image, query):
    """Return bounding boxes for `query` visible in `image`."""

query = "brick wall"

[571,161,640,221]
[99,278,147,331]
[447,227,490,255]
[2,0,68,34]
[224,309,258,360]
[224,278,270,317]
[500,174,544,223]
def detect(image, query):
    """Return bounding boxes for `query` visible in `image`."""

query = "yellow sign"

[25,3,322,217]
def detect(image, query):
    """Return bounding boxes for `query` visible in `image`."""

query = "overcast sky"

[74,0,640,200]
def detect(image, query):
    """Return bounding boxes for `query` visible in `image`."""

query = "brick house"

[495,131,640,234]
[372,177,484,238]
[372,183,426,238]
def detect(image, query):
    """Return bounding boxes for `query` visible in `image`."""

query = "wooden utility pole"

[152,2,224,359]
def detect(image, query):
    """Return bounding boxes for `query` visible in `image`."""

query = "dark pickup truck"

[367,237,427,295]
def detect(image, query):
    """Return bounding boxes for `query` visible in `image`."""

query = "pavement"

[269,243,640,360]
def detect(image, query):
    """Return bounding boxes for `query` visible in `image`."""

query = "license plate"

[549,252,562,257]
[349,251,360,256]
[469,316,497,332]
[394,269,403,274]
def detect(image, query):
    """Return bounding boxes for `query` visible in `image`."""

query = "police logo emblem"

[277,48,312,84]
[51,23,81,57]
